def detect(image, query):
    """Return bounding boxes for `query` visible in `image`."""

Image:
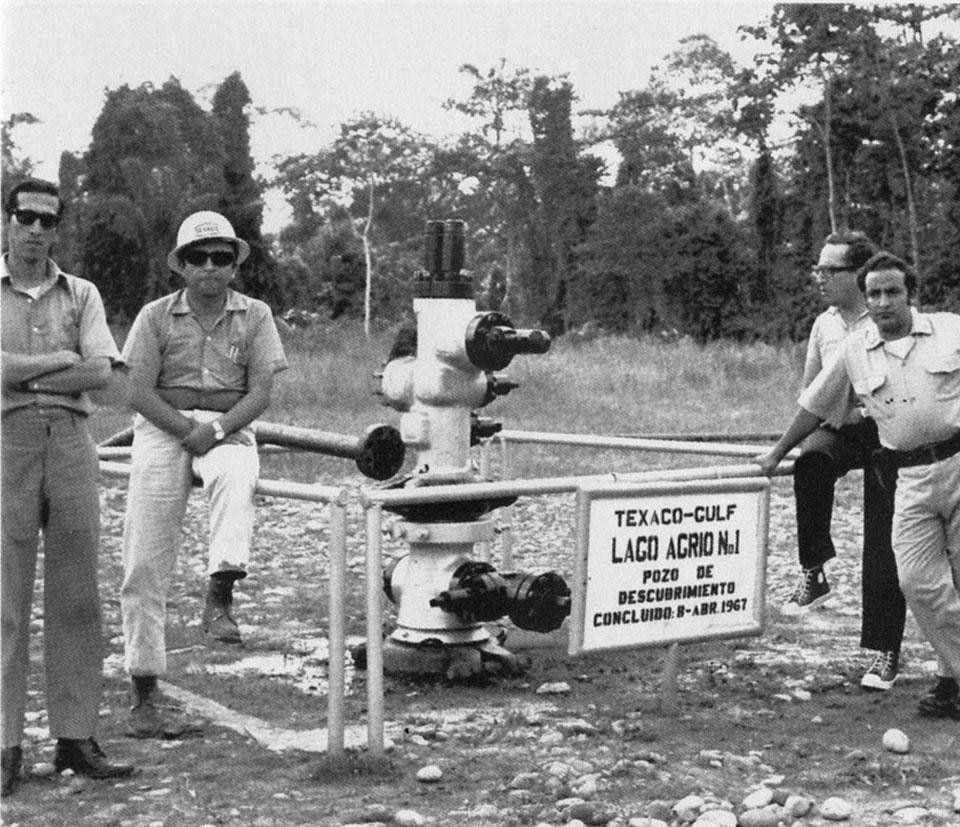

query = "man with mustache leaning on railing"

[120,211,287,739]
[757,252,960,720]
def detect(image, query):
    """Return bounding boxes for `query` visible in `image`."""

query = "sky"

[0,0,889,229]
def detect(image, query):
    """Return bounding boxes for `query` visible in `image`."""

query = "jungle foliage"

[3,4,958,342]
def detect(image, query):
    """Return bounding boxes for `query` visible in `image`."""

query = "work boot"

[128,675,164,738]
[53,738,134,779]
[202,571,244,644]
[128,675,203,739]
[2,745,22,797]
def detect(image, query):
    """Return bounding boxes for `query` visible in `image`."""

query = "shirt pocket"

[925,352,960,400]
[852,375,894,420]
[206,338,248,387]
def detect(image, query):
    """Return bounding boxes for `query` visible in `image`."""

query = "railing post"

[364,504,385,755]
[326,494,348,756]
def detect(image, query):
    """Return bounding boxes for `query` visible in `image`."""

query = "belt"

[887,430,960,468]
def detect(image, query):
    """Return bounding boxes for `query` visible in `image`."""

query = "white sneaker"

[860,650,899,691]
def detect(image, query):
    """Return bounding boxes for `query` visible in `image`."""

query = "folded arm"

[2,350,112,394]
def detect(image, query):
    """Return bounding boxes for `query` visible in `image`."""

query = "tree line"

[3,4,958,343]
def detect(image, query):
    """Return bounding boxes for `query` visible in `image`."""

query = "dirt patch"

[3,474,959,826]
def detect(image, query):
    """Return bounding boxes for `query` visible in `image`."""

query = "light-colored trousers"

[891,452,960,680]
[121,411,259,676]
[2,407,103,745]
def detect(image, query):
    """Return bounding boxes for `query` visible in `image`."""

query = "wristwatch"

[211,420,226,442]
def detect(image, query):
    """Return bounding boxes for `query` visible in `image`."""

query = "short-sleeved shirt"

[1,257,121,415]
[121,289,287,393]
[803,306,872,386]
[800,309,960,451]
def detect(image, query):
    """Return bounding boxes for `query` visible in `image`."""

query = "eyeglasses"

[181,249,237,268]
[811,266,855,276]
[12,209,60,230]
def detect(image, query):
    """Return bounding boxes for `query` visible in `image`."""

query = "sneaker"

[917,676,960,719]
[782,567,831,616]
[861,650,899,691]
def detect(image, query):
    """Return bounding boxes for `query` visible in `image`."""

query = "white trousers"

[121,411,259,676]
[892,452,960,681]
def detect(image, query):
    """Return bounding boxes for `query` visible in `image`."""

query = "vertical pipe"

[326,498,347,756]
[500,437,515,569]
[477,441,492,562]
[365,504,385,755]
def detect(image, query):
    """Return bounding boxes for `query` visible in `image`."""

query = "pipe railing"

[359,456,792,753]
[480,430,794,568]
[98,460,350,757]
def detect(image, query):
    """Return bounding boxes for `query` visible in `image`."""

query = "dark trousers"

[793,418,906,653]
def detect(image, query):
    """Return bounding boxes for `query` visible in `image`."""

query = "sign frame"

[569,477,770,656]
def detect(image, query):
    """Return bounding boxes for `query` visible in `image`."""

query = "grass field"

[90,320,806,481]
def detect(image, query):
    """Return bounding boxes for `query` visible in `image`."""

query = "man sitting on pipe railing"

[119,211,288,739]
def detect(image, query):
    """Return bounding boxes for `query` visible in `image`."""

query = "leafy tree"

[211,72,280,309]
[573,186,672,332]
[82,78,224,319]
[525,77,601,333]
[274,113,434,334]
[661,203,751,343]
[1,112,39,180]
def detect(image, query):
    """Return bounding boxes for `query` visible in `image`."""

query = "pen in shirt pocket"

[228,344,239,361]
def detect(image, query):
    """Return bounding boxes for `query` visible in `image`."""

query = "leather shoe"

[53,738,134,779]
[917,676,960,719]
[2,745,22,797]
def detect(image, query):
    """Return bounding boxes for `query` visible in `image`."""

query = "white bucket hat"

[167,211,250,273]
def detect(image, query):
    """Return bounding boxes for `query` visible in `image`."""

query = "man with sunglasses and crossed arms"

[2,179,135,796]
[781,231,906,692]
[120,211,287,738]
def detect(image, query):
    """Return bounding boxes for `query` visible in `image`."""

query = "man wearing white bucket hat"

[120,211,287,738]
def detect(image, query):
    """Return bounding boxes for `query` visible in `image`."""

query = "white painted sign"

[569,478,770,655]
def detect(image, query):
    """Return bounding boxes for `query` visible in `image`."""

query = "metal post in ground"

[364,504,385,755]
[326,496,348,756]
[661,642,681,716]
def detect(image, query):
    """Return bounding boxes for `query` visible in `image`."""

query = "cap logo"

[194,221,221,237]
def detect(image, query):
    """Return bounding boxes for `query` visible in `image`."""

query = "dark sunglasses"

[13,209,60,230]
[811,265,854,275]
[181,249,237,268]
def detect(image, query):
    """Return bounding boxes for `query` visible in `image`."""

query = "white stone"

[784,794,813,817]
[673,794,705,814]
[536,681,571,694]
[415,764,442,783]
[741,788,774,809]
[393,809,427,827]
[893,807,930,824]
[549,761,573,778]
[692,808,737,827]
[737,809,781,827]
[30,761,56,777]
[882,728,910,754]
[472,803,499,818]
[820,796,854,820]
[570,774,599,797]
[628,820,669,827]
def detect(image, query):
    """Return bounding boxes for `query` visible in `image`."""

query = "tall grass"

[91,320,806,482]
